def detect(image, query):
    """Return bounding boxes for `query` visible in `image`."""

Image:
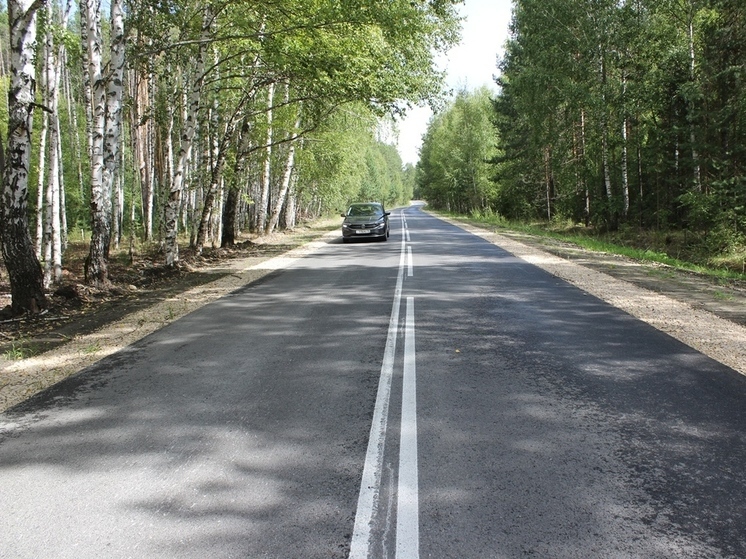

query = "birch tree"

[221,117,252,247]
[1,0,47,314]
[163,6,211,266]
[490,0,746,244]
[82,0,108,286]
[193,102,240,253]
[416,88,498,214]
[35,19,48,260]
[101,0,125,247]
[41,0,71,286]
[256,82,274,234]
[266,115,301,235]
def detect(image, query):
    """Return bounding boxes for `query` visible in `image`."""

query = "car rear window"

[348,204,382,216]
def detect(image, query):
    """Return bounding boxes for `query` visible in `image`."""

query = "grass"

[81,342,102,355]
[437,210,746,282]
[645,268,677,280]
[3,341,38,361]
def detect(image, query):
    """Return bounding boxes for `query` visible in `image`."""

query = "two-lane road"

[2,206,745,558]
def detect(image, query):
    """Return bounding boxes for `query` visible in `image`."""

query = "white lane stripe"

[407,247,413,277]
[396,297,419,558]
[349,212,407,559]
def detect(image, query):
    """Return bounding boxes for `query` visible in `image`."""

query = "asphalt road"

[1,205,746,558]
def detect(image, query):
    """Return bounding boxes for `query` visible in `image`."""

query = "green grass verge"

[432,210,746,282]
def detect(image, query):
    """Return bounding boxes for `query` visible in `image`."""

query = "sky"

[395,0,514,165]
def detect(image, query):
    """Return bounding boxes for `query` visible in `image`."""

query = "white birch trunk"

[83,0,109,286]
[257,82,275,234]
[602,127,613,203]
[166,67,175,192]
[43,144,54,288]
[35,119,47,261]
[113,138,125,248]
[195,120,236,253]
[2,0,48,313]
[687,12,702,192]
[599,53,613,209]
[581,109,590,226]
[165,8,210,266]
[48,104,62,285]
[543,146,552,221]
[80,0,94,162]
[57,0,72,257]
[57,120,67,253]
[100,0,124,252]
[621,117,630,218]
[147,63,156,238]
[36,28,49,261]
[132,69,153,240]
[621,75,630,219]
[178,86,190,234]
[221,119,253,246]
[266,117,301,235]
[47,0,67,285]
[215,179,224,248]
[283,175,298,230]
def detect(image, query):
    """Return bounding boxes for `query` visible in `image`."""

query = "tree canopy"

[0,0,461,313]
[416,87,498,214]
[416,0,746,265]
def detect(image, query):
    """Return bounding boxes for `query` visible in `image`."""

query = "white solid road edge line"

[349,212,408,559]
[396,297,419,559]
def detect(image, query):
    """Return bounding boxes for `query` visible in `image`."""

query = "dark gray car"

[341,202,390,242]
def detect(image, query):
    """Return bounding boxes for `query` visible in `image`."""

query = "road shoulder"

[0,229,339,413]
[436,214,746,377]
[3,212,746,414]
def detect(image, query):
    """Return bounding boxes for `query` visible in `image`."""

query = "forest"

[417,0,746,274]
[0,0,459,315]
[5,0,745,319]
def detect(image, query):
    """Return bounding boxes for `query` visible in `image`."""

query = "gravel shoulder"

[2,214,745,413]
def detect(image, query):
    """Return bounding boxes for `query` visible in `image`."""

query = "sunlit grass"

[3,341,39,361]
[435,210,746,282]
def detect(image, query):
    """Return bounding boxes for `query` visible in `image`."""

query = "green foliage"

[125,0,459,229]
[2,0,460,282]
[489,0,746,260]
[402,163,417,199]
[416,87,498,213]
[295,107,410,214]
[452,211,746,279]
[0,75,8,139]
[3,341,39,361]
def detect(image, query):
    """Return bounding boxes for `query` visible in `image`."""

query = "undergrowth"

[454,210,746,281]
